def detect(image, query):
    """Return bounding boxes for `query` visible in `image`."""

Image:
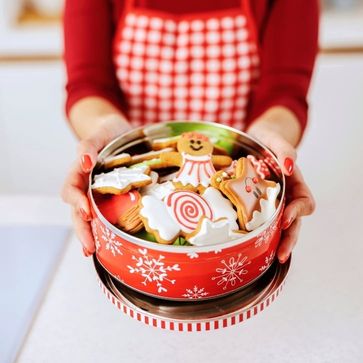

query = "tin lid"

[94,255,291,331]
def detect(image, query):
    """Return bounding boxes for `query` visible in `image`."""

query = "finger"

[61,163,91,218]
[281,168,315,228]
[72,209,96,255]
[282,195,316,227]
[77,122,122,173]
[78,139,103,173]
[264,134,297,176]
[277,218,302,263]
[82,247,93,257]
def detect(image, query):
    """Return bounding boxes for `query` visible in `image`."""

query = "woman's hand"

[247,106,316,263]
[61,113,131,257]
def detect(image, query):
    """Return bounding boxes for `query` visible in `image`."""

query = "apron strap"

[123,0,137,14]
[241,0,258,44]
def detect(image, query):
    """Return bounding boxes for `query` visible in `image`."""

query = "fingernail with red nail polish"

[82,247,89,257]
[81,154,93,173]
[284,157,294,176]
[80,208,90,221]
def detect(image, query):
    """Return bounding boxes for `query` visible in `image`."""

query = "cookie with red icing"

[139,186,239,244]
[218,157,280,231]
[159,132,232,191]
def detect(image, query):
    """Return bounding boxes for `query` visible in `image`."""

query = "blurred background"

[1,1,363,363]
[0,0,363,196]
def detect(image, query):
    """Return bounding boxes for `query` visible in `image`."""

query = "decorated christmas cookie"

[160,132,232,191]
[139,188,239,244]
[201,187,239,232]
[92,130,281,247]
[103,153,132,169]
[247,155,270,179]
[92,165,152,195]
[151,135,180,150]
[130,157,174,170]
[141,180,175,200]
[186,218,246,247]
[218,157,280,231]
[245,183,280,231]
[165,190,214,234]
[129,147,174,165]
[140,195,181,244]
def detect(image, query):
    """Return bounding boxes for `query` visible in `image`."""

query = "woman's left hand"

[247,107,316,263]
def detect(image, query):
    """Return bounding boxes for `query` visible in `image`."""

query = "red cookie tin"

[89,121,285,301]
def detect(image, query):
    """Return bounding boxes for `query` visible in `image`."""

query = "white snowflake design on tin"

[91,220,101,252]
[127,248,181,293]
[259,251,275,272]
[99,224,122,256]
[212,253,251,290]
[182,286,209,299]
[254,218,279,248]
[187,252,199,259]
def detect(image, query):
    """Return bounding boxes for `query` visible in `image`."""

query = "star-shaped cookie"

[219,157,279,230]
[92,165,152,195]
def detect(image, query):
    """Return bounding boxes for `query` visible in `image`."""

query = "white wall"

[300,54,363,203]
[0,61,76,195]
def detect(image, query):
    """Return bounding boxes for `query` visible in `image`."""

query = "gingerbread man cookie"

[218,157,280,231]
[159,132,232,191]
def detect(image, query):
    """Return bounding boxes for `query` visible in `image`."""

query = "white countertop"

[5,54,363,362]
[10,196,363,362]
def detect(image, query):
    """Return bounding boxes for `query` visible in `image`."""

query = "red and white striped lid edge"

[96,273,288,332]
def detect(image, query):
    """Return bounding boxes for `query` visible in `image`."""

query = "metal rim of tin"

[94,254,291,331]
[88,120,286,254]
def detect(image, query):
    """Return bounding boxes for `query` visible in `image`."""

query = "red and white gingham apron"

[113,0,259,130]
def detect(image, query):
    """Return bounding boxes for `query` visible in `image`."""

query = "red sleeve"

[247,0,320,135]
[63,0,126,118]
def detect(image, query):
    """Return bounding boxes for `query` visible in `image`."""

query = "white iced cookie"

[92,165,151,195]
[165,190,214,234]
[139,195,180,244]
[245,183,281,231]
[202,187,239,232]
[187,218,245,247]
[141,181,175,200]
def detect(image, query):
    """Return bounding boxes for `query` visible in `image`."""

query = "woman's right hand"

[61,115,131,256]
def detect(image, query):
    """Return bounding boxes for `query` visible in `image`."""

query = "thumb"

[78,136,108,173]
[77,116,131,173]
[254,132,297,176]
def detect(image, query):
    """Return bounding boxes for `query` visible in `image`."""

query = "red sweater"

[64,0,319,133]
